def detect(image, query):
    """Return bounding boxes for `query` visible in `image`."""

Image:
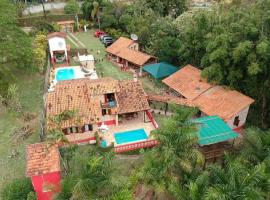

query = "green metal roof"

[143,62,178,79]
[193,116,239,146]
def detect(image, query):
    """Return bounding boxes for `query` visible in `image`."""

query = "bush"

[64,0,80,15]
[1,178,34,200]
[31,20,57,35]
[33,33,48,73]
[26,192,36,200]
[104,28,128,39]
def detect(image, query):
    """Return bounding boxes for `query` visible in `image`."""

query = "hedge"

[18,14,83,27]
[70,48,88,57]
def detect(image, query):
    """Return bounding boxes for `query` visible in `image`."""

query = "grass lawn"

[0,70,43,190]
[73,30,165,93]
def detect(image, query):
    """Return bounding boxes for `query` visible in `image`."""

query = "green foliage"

[104,28,128,39]
[33,33,47,73]
[0,0,33,89]
[64,0,80,15]
[111,188,133,200]
[4,84,22,112]
[138,106,203,191]
[31,20,58,35]
[26,191,36,200]
[1,178,34,200]
[240,128,270,164]
[56,147,115,199]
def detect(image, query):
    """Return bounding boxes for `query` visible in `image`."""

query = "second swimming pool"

[114,129,148,145]
[56,68,75,81]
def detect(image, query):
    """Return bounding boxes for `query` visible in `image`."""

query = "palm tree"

[204,156,269,200]
[240,128,270,164]
[56,148,115,200]
[138,105,204,192]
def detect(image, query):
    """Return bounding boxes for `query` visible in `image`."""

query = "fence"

[114,139,158,153]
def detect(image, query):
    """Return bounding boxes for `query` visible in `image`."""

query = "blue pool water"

[114,129,148,145]
[56,68,75,81]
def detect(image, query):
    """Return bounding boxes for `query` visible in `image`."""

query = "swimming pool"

[114,129,148,145]
[56,68,75,81]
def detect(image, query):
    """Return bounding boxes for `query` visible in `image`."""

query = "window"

[233,116,240,127]
[102,109,112,116]
[84,124,93,131]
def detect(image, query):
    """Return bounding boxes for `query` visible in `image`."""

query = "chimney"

[133,73,138,82]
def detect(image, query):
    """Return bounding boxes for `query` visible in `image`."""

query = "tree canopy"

[0,0,33,96]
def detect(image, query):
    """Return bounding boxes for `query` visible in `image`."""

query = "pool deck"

[100,114,156,147]
[48,66,98,91]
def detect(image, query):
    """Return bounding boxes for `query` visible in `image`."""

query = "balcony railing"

[101,100,116,108]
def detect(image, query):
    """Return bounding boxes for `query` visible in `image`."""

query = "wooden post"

[165,103,168,116]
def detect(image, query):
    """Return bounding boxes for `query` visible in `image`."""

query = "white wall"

[226,106,250,129]
[48,37,67,58]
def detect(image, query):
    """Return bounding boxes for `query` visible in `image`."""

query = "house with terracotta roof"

[48,32,70,67]
[26,143,61,200]
[162,65,255,130]
[45,77,158,152]
[106,37,157,76]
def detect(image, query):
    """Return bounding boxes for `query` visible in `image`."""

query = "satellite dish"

[130,34,138,41]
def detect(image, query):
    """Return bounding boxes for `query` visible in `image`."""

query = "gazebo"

[194,115,239,163]
[143,62,178,79]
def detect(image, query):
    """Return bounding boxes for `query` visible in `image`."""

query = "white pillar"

[115,115,119,126]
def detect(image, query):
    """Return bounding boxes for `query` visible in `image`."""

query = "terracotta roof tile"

[106,37,134,54]
[117,80,150,113]
[106,37,156,66]
[162,65,212,100]
[46,78,118,129]
[26,143,61,177]
[47,32,67,39]
[46,78,150,129]
[193,86,255,120]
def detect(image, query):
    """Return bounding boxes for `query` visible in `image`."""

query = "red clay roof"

[46,78,150,129]
[46,78,118,129]
[26,143,61,177]
[47,32,67,39]
[162,64,255,120]
[117,80,150,114]
[162,65,212,100]
[106,37,156,66]
[192,86,255,121]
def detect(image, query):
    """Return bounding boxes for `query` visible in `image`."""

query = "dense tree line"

[0,0,33,96]
[92,0,270,129]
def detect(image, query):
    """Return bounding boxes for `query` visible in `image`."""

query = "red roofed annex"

[106,37,157,76]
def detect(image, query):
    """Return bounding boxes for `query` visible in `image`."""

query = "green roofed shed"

[194,116,239,146]
[143,62,178,79]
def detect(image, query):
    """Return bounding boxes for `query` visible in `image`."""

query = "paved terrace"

[101,114,156,147]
